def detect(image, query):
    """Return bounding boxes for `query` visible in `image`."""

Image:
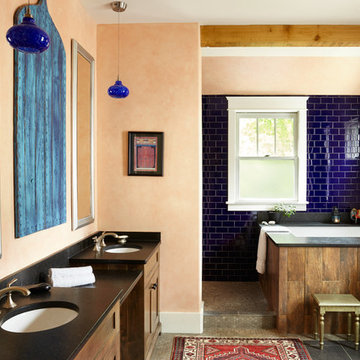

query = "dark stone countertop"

[0,270,142,360]
[70,239,161,265]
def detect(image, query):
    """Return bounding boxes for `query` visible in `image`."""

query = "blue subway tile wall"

[307,96,360,211]
[202,95,259,281]
[202,95,360,282]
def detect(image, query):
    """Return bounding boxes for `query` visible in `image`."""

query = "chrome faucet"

[92,231,121,251]
[0,278,30,310]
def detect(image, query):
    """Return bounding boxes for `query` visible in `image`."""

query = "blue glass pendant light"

[108,80,129,98]
[6,0,50,54]
[107,1,129,99]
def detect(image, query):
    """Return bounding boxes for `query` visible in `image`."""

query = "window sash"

[236,113,299,202]
[237,157,298,202]
[227,96,308,211]
[237,112,297,157]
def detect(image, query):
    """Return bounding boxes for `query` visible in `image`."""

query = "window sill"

[226,203,308,212]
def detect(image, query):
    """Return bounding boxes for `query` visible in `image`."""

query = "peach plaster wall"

[0,0,98,279]
[203,56,360,95]
[96,23,202,315]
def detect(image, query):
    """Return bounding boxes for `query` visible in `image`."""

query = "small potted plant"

[268,203,296,223]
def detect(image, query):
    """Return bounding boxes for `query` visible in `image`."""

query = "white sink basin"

[104,246,141,254]
[1,302,79,333]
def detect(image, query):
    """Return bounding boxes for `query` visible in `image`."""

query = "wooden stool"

[312,294,360,350]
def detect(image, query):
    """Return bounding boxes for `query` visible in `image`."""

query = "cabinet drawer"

[145,267,160,356]
[95,332,120,360]
[144,249,159,284]
[75,301,120,360]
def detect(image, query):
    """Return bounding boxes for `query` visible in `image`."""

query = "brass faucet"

[92,231,121,251]
[0,278,30,310]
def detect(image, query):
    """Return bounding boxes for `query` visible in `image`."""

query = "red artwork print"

[134,136,158,171]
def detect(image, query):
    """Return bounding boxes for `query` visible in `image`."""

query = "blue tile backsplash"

[307,96,360,211]
[202,95,360,281]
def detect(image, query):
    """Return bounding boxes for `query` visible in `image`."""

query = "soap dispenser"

[332,207,340,223]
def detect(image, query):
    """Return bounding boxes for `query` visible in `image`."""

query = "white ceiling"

[81,0,360,25]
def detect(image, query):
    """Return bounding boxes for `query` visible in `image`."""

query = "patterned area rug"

[171,337,312,360]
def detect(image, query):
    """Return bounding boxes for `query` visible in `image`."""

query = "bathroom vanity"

[0,270,141,360]
[70,234,161,360]
[260,224,360,334]
[0,231,160,360]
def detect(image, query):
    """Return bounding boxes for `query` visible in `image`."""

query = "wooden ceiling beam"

[201,25,360,47]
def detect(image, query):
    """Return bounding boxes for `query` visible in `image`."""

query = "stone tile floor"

[202,281,270,314]
[151,282,360,359]
[302,338,360,360]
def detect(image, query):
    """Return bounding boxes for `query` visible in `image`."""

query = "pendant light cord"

[26,0,31,17]
[117,8,120,81]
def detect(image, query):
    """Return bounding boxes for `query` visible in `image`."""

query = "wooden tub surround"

[260,231,360,335]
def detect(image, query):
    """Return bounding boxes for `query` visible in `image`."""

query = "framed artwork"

[128,132,164,176]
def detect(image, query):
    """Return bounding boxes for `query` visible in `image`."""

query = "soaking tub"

[287,225,360,238]
[265,224,360,247]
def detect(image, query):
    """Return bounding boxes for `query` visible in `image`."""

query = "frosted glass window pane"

[276,118,294,156]
[239,118,257,155]
[258,118,274,156]
[239,159,295,199]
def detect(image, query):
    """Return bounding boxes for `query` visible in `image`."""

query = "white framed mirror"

[71,40,95,230]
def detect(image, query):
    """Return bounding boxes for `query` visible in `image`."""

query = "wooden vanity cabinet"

[78,247,161,360]
[118,248,161,360]
[143,250,160,358]
[119,248,161,360]
[75,300,120,360]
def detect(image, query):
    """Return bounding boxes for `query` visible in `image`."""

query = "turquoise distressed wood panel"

[14,0,66,238]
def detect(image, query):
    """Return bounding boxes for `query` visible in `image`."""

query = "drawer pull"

[113,311,116,329]
[151,283,158,290]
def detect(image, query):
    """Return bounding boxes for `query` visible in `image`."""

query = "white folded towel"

[256,225,289,275]
[48,266,93,278]
[48,266,96,287]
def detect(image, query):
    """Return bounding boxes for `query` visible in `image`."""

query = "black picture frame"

[128,131,164,176]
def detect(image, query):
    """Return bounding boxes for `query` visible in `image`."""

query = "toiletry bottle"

[350,208,357,222]
[332,207,340,223]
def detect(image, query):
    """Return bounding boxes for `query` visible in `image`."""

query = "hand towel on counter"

[48,266,93,278]
[256,225,289,275]
[48,266,96,287]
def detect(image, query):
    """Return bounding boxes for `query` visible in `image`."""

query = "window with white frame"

[227,97,308,211]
